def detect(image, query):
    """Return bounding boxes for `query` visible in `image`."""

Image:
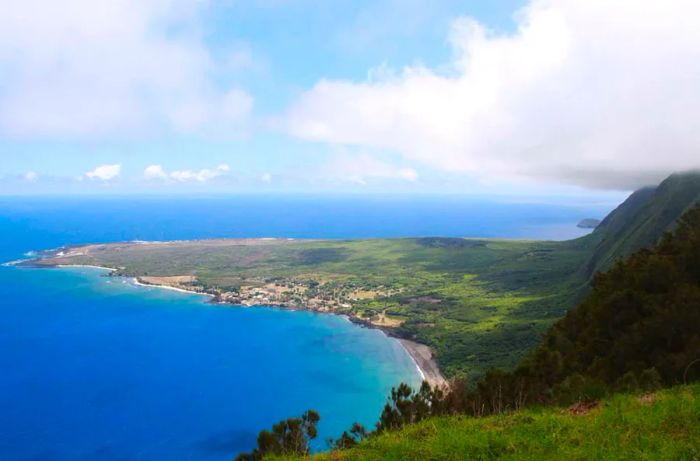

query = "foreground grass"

[280,384,700,461]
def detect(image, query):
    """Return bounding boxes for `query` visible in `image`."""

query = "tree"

[235,410,320,461]
[376,381,445,432]
[330,422,368,449]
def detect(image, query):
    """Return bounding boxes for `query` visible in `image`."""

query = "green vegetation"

[452,203,700,415]
[583,171,700,275]
[34,234,591,378]
[25,172,700,459]
[236,410,321,461]
[278,384,700,461]
[261,202,700,461]
[31,172,700,380]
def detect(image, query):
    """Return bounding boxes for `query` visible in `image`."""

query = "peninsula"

[28,234,586,383]
[24,172,700,382]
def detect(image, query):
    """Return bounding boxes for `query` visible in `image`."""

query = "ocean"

[0,195,613,460]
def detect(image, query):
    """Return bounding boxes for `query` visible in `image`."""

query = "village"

[136,274,403,318]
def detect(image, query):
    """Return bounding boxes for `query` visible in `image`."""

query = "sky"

[0,0,698,198]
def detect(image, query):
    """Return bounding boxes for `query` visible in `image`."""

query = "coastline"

[398,339,448,389]
[132,276,448,388]
[132,277,215,297]
[36,262,210,298]
[56,264,118,272]
[28,259,449,390]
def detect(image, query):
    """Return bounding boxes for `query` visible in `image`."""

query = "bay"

[0,195,612,460]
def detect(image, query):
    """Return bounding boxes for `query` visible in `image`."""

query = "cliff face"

[581,171,700,276]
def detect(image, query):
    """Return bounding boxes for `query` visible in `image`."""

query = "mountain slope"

[463,203,700,413]
[583,171,700,275]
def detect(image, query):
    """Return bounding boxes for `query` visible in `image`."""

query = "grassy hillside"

[282,384,700,461]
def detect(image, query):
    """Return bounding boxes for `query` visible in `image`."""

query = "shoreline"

[56,264,118,272]
[131,277,215,297]
[26,260,449,390]
[398,339,448,389]
[130,275,448,388]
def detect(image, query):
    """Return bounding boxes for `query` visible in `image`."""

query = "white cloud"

[397,168,418,182]
[320,150,419,185]
[143,163,231,183]
[144,165,168,180]
[24,171,38,182]
[85,164,121,181]
[347,175,366,186]
[283,0,700,190]
[0,0,253,138]
[169,164,230,183]
[261,172,272,183]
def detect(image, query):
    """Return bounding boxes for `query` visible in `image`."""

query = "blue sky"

[0,0,698,198]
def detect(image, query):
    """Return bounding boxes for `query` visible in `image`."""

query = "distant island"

[577,218,601,228]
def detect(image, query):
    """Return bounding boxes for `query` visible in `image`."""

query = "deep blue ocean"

[0,195,613,460]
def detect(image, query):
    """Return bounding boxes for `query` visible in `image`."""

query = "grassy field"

[34,236,591,378]
[280,384,700,461]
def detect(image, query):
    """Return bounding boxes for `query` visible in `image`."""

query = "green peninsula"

[32,236,589,378]
[29,172,700,379]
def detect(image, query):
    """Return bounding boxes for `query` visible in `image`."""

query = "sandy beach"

[399,339,447,389]
[56,264,118,271]
[132,277,214,297]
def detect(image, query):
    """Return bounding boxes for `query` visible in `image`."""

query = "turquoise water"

[0,196,612,460]
[0,265,420,460]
